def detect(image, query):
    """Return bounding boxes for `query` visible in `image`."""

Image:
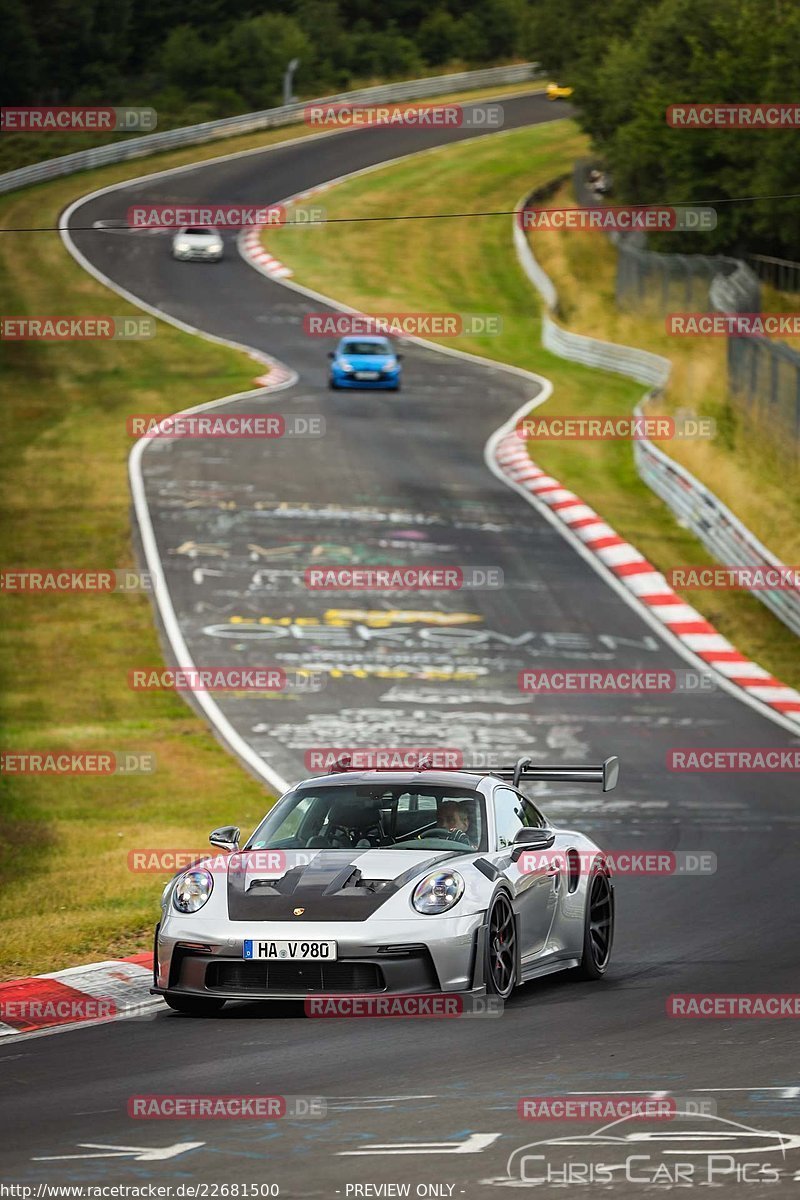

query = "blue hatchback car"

[328,336,402,391]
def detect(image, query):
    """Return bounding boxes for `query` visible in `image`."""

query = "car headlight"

[383,358,397,370]
[339,361,354,372]
[412,870,464,914]
[175,240,191,252]
[172,868,213,913]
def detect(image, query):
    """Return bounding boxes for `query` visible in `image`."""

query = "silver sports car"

[152,756,618,1015]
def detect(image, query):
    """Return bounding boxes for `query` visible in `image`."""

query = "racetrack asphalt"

[3,91,798,1194]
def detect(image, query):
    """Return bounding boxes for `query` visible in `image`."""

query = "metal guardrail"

[513,192,671,388]
[748,253,800,295]
[0,63,542,197]
[708,259,762,313]
[541,316,670,387]
[633,422,800,636]
[514,182,800,638]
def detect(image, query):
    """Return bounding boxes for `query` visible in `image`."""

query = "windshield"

[340,341,391,356]
[183,227,216,236]
[247,783,485,853]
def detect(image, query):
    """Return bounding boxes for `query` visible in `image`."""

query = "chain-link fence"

[572,162,800,456]
[616,246,758,312]
[727,335,800,449]
[572,164,762,314]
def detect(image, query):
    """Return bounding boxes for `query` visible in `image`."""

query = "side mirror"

[396,353,403,360]
[327,351,335,359]
[510,827,555,862]
[209,825,240,852]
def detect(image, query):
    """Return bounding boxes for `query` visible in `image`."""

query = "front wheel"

[485,892,517,998]
[328,377,338,390]
[163,993,227,1016]
[575,867,614,979]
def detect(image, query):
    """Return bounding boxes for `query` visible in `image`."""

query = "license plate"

[243,939,337,961]
[355,370,380,380]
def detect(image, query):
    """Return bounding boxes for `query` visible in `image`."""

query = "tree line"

[3,0,796,259]
[1,0,536,114]
[529,0,800,259]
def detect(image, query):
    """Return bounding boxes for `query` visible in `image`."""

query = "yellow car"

[546,82,574,100]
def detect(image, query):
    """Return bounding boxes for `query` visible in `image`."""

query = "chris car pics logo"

[487,1112,800,1188]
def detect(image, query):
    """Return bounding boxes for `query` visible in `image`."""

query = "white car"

[152,755,618,1015]
[171,227,224,262]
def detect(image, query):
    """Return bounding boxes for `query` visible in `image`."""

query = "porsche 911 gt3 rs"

[152,756,618,1015]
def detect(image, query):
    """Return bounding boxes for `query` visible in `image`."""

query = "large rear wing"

[328,752,619,791]
[492,756,620,791]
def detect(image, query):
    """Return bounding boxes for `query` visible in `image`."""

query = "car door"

[490,786,559,962]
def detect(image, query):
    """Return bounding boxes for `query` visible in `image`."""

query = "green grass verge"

[266,119,800,691]
[0,185,274,981]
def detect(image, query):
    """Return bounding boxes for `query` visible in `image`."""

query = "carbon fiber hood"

[226,848,460,922]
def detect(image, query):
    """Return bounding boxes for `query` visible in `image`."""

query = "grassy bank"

[532,180,800,562]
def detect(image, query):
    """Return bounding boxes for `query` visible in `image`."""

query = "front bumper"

[330,371,401,389]
[172,248,223,261]
[153,913,486,1001]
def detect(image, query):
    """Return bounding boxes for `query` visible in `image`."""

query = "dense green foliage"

[528,0,800,256]
[0,0,534,111]
[0,0,540,171]
[2,0,796,257]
